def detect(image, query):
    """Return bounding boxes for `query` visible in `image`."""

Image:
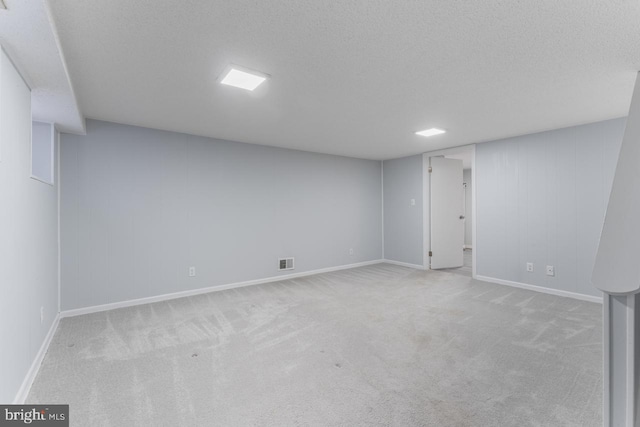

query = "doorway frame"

[422,144,477,278]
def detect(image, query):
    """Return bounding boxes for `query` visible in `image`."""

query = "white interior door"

[430,156,464,269]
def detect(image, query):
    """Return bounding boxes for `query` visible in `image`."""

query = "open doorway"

[423,146,475,278]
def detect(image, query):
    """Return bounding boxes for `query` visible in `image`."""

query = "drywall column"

[600,294,640,427]
[592,72,640,427]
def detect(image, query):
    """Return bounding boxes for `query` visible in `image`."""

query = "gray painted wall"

[463,169,472,247]
[0,50,59,402]
[60,120,383,310]
[476,118,625,297]
[382,155,423,266]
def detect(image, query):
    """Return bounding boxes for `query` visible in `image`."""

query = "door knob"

[459,215,465,219]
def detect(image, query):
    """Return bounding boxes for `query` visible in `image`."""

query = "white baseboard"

[60,259,385,318]
[475,275,603,304]
[382,259,425,270]
[13,313,60,404]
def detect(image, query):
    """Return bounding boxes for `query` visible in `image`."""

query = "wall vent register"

[278,258,295,271]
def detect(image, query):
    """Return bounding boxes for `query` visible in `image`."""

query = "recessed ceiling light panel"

[219,65,268,91]
[415,128,446,137]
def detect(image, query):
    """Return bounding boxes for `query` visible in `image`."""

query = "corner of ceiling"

[42,0,85,135]
[0,0,86,135]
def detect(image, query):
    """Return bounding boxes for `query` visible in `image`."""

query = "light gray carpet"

[28,264,602,426]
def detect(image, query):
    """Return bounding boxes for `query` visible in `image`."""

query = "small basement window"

[31,121,54,185]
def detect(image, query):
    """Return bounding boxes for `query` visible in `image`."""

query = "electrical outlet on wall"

[546,265,555,276]
[410,199,416,206]
[189,266,196,277]
[526,262,534,272]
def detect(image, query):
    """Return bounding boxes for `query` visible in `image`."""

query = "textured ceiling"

[0,0,84,134]
[39,1,640,159]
